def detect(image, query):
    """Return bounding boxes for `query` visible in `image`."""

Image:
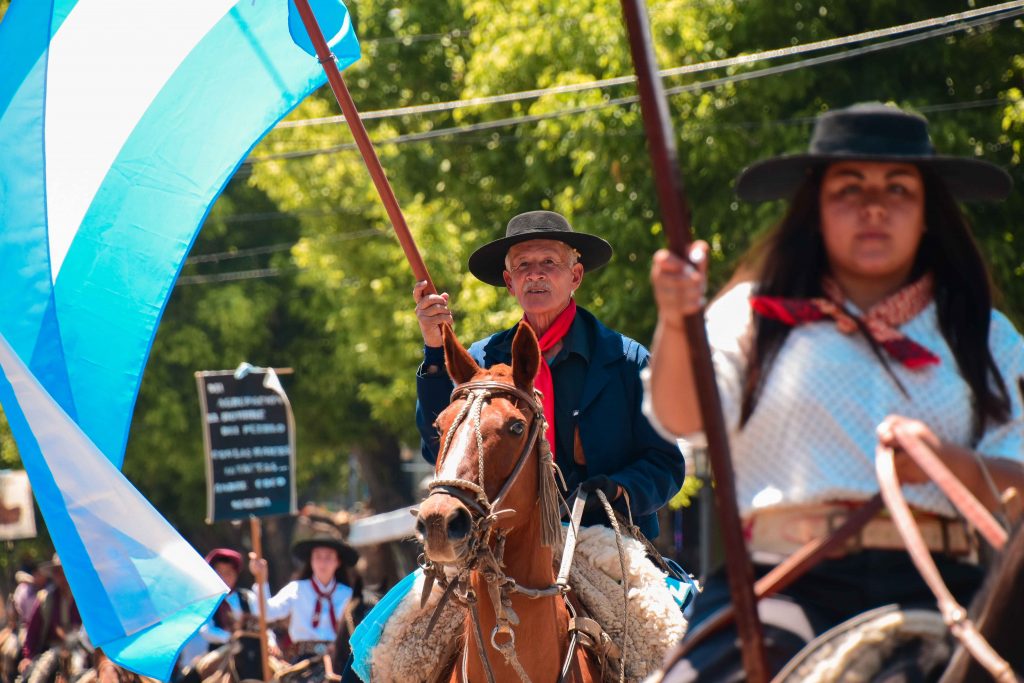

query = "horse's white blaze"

[436,418,473,481]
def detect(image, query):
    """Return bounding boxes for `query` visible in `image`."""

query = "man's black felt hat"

[735,102,1012,203]
[468,211,613,287]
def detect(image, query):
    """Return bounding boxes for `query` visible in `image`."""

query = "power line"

[190,95,1009,285]
[215,95,1007,233]
[276,1,1024,129]
[249,8,1024,164]
[177,267,285,286]
[186,228,387,265]
[663,10,1023,96]
[363,29,468,47]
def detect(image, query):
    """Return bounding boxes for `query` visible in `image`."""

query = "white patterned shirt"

[644,281,1024,518]
[257,577,352,643]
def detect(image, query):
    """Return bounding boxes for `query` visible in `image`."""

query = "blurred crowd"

[0,515,375,683]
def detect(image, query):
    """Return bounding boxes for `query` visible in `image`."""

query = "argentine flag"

[0,0,359,678]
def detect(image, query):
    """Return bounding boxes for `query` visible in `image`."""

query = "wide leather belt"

[748,503,972,562]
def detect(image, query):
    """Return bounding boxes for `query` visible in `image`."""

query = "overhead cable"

[276,1,1024,129]
[186,228,386,264]
[249,9,1023,163]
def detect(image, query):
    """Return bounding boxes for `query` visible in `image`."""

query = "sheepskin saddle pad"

[364,524,688,683]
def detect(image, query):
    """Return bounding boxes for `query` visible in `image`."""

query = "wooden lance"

[292,0,438,297]
[617,1,769,680]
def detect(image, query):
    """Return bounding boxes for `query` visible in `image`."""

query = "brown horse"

[415,324,600,683]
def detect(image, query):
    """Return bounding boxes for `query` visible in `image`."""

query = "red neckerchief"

[310,578,338,632]
[750,274,939,369]
[524,299,578,457]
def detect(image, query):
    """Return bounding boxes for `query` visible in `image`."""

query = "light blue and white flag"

[0,330,227,680]
[0,0,360,678]
[0,0,360,468]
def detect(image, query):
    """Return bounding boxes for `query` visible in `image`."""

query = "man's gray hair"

[504,240,581,271]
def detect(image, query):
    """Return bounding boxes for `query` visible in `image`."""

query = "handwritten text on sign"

[196,369,296,522]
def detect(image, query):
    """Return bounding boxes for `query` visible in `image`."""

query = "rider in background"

[2,563,45,678]
[249,521,358,665]
[414,210,683,539]
[194,548,274,680]
[18,556,85,677]
[646,102,1024,680]
[11,563,46,630]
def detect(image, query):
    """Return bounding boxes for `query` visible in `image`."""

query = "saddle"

[360,524,688,683]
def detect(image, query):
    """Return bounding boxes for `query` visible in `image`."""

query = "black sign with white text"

[196,368,296,522]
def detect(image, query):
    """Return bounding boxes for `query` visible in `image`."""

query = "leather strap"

[664,495,883,666]
[877,437,1018,683]
[556,491,588,588]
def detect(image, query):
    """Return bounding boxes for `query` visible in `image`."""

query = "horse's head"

[415,323,562,565]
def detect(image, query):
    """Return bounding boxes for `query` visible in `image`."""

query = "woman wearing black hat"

[646,102,1024,680]
[249,522,359,667]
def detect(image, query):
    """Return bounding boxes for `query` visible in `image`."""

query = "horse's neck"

[500,520,558,587]
[462,515,569,682]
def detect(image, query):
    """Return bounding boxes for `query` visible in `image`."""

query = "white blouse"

[257,577,352,643]
[644,281,1024,518]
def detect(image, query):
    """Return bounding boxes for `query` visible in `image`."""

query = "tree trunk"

[350,433,413,513]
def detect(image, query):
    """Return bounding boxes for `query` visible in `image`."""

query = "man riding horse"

[414,210,684,540]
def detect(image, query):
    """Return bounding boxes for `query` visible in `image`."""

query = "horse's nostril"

[446,507,472,541]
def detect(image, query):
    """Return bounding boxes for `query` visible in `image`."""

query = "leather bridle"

[419,379,583,683]
[427,380,547,526]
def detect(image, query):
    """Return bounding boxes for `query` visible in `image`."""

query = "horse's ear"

[443,324,480,384]
[511,323,541,391]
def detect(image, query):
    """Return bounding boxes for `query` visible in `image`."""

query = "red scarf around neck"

[749,275,939,369]
[310,578,338,632]
[524,299,578,457]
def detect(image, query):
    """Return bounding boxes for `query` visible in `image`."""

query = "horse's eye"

[509,420,526,436]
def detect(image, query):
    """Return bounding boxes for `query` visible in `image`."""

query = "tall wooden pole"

[292,0,437,296]
[250,516,272,682]
[617,2,769,680]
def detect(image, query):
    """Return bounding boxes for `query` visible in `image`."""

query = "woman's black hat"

[735,102,1012,203]
[291,519,359,567]
[468,211,613,287]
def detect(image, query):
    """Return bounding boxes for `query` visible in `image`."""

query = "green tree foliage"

[0,1,1021,556]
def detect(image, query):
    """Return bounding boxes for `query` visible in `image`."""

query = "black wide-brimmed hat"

[291,520,359,567]
[735,102,1012,203]
[468,211,613,287]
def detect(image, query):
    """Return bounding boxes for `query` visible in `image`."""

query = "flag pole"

[250,516,272,683]
[291,0,437,296]
[617,1,769,680]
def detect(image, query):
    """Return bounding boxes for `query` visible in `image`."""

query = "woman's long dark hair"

[739,166,1011,441]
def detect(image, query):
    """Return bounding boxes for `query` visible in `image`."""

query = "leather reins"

[876,431,1020,683]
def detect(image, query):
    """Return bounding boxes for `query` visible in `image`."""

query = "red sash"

[524,299,578,457]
